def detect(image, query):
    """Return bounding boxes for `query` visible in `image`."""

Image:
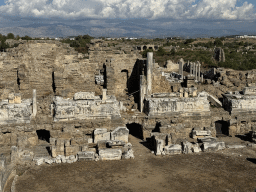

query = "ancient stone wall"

[145,92,210,116]
[0,40,99,100]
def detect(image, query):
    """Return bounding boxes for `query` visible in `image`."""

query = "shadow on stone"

[247,158,256,164]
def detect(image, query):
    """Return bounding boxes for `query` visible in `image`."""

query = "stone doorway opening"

[126,123,144,140]
[36,129,50,143]
[215,120,229,137]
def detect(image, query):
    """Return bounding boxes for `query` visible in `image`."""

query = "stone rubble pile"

[151,130,227,156]
[33,127,134,166]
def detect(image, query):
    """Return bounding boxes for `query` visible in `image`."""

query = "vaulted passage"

[126,123,144,140]
[36,129,50,143]
[215,120,229,137]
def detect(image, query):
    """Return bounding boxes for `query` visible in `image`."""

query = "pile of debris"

[151,130,225,156]
[33,127,134,165]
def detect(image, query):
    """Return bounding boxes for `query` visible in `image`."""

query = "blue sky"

[0,0,255,37]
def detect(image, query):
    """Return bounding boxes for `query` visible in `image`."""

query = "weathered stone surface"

[203,141,225,152]
[74,92,95,100]
[226,145,246,149]
[53,94,121,121]
[122,148,134,159]
[77,151,95,161]
[0,99,32,125]
[145,92,210,116]
[164,144,182,155]
[182,141,193,154]
[192,130,211,139]
[94,128,110,143]
[99,148,122,160]
[111,127,129,143]
[33,157,45,166]
[223,88,256,114]
[155,139,165,155]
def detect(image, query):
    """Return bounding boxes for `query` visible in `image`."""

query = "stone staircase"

[33,144,51,158]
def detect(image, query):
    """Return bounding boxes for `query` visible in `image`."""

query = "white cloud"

[0,0,255,21]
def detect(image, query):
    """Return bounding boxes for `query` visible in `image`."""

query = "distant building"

[236,35,256,39]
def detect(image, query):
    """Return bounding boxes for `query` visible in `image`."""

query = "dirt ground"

[14,135,256,192]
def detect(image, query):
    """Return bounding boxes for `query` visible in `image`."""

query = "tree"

[141,49,153,58]
[214,38,223,47]
[156,47,166,57]
[7,33,15,39]
[184,39,194,44]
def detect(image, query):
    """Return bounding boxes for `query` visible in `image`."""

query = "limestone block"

[66,155,77,163]
[191,143,201,153]
[17,136,28,148]
[65,140,71,147]
[97,140,108,149]
[74,92,95,100]
[57,145,65,152]
[94,128,111,143]
[51,146,57,158]
[164,144,182,155]
[192,130,211,139]
[81,145,88,152]
[0,156,6,169]
[107,140,125,148]
[182,141,193,154]
[65,146,79,156]
[99,148,122,160]
[111,127,129,143]
[77,151,95,161]
[34,157,45,166]
[122,148,134,159]
[45,158,54,164]
[151,133,168,146]
[56,138,65,146]
[50,138,56,145]
[155,139,165,156]
[8,94,21,104]
[226,145,246,149]
[229,126,237,137]
[203,141,225,152]
[27,136,38,146]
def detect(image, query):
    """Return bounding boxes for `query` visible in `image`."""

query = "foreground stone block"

[164,144,182,155]
[51,146,57,158]
[192,130,211,139]
[203,142,225,152]
[74,92,95,100]
[94,128,110,143]
[122,148,134,159]
[99,148,122,160]
[182,141,193,154]
[65,146,79,156]
[226,145,246,149]
[111,127,129,143]
[155,139,165,156]
[77,151,95,161]
[33,157,45,166]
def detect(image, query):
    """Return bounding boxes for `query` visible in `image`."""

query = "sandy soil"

[14,135,256,192]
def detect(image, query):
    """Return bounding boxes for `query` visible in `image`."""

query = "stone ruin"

[0,39,256,190]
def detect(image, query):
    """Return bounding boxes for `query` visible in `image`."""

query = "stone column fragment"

[32,89,37,117]
[146,52,153,95]
[102,89,107,101]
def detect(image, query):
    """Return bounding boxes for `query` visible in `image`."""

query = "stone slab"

[77,151,95,161]
[99,148,122,160]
